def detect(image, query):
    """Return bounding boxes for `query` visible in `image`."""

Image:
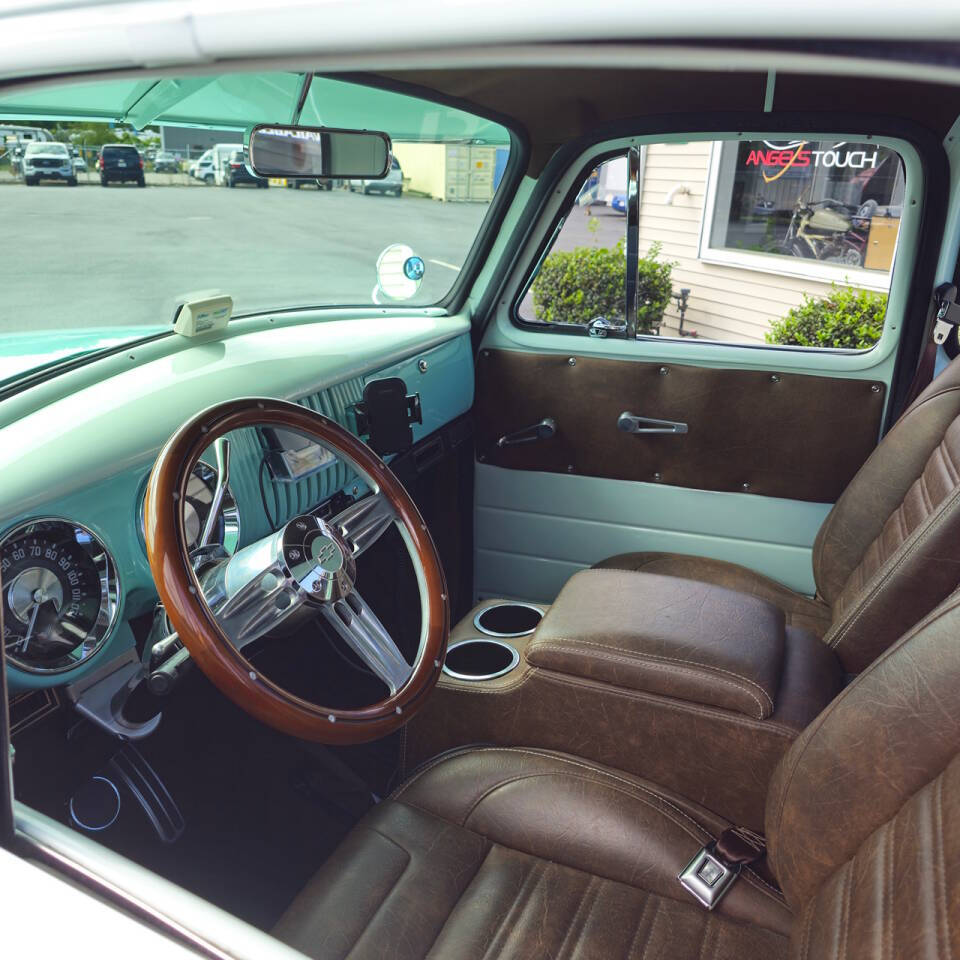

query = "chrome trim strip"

[442,637,520,681]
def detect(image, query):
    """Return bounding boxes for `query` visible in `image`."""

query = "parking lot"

[0,176,492,333]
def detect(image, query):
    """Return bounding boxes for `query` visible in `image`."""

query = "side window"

[518,138,905,350]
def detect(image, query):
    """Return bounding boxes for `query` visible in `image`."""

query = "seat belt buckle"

[934,283,960,344]
[678,841,741,910]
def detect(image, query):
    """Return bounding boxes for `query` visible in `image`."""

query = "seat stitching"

[941,438,960,483]
[460,771,713,846]
[935,775,952,959]
[623,894,653,960]
[799,898,816,960]
[536,671,797,738]
[884,820,894,960]
[554,874,598,960]
[638,900,663,960]
[397,746,786,904]
[828,481,960,651]
[478,858,544,960]
[839,858,853,960]
[591,564,829,620]
[421,845,493,960]
[529,638,770,718]
[341,824,414,960]
[918,469,933,513]
[697,913,715,960]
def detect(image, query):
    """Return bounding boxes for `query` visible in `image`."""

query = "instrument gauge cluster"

[2,518,120,674]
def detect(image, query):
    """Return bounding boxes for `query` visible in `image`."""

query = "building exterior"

[159,125,242,158]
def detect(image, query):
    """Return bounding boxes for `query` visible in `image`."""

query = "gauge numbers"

[2,519,119,673]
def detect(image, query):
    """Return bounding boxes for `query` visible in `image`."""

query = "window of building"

[517,138,907,351]
[702,139,905,281]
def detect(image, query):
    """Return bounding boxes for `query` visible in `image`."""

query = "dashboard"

[0,313,473,696]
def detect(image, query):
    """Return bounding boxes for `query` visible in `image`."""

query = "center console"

[405,569,844,831]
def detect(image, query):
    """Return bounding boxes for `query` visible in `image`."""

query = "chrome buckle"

[678,842,741,910]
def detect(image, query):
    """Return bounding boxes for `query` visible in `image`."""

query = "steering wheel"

[143,398,449,744]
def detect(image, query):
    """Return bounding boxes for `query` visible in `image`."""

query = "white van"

[211,143,242,186]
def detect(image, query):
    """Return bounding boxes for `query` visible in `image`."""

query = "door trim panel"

[476,348,884,503]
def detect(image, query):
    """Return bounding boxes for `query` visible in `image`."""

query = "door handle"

[497,417,557,447]
[618,412,688,435]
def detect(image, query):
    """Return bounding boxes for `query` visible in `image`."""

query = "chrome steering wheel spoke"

[318,590,412,695]
[331,493,397,557]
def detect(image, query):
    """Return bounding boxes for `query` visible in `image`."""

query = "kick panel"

[475,349,885,503]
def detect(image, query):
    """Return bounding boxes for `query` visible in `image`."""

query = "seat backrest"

[813,354,960,671]
[765,590,960,957]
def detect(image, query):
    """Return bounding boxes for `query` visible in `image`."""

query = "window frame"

[697,139,899,292]
[507,128,923,369]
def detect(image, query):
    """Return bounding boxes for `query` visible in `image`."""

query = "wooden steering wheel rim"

[144,397,449,744]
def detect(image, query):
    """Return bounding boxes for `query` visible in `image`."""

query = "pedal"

[108,744,185,843]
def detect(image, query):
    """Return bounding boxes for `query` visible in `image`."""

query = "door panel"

[475,463,831,603]
[475,348,885,503]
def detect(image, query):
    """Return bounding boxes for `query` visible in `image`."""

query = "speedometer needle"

[19,599,41,654]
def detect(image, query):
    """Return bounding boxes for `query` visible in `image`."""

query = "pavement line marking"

[187,215,212,221]
[428,258,461,272]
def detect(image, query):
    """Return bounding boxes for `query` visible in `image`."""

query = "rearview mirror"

[247,124,391,180]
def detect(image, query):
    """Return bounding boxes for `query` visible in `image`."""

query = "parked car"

[97,143,144,186]
[349,155,403,195]
[224,149,268,187]
[152,150,179,173]
[286,177,334,190]
[20,140,76,185]
[71,149,87,173]
[211,142,244,185]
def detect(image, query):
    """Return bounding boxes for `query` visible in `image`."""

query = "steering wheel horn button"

[282,515,355,602]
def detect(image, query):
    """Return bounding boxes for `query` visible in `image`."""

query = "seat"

[275,590,960,959]
[597,354,960,672]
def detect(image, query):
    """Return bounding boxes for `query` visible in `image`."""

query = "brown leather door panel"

[475,349,885,503]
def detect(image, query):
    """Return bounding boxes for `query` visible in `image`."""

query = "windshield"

[25,141,66,155]
[0,72,511,380]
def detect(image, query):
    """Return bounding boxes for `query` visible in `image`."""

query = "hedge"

[531,240,674,333]
[766,284,887,350]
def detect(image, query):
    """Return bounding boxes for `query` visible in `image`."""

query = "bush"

[532,240,675,333]
[766,285,887,350]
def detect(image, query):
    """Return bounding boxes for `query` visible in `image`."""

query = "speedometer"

[1,519,119,674]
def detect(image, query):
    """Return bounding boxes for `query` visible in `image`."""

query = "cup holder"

[473,602,543,638]
[443,638,520,682]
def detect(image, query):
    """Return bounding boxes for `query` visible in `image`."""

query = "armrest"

[526,569,786,720]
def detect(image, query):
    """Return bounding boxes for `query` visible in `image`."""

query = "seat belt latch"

[933,282,960,345]
[678,828,763,910]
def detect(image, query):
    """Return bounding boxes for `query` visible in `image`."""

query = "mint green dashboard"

[1,313,474,695]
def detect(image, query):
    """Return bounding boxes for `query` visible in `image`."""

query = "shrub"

[766,284,887,350]
[532,240,675,333]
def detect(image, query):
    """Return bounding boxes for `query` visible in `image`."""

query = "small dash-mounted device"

[173,291,233,337]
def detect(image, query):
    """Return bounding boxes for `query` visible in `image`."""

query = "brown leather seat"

[275,590,960,959]
[597,355,960,672]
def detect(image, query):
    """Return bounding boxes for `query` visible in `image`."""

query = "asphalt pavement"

[0,177,491,333]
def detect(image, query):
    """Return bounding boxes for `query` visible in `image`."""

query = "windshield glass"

[0,72,512,380]
[25,141,66,155]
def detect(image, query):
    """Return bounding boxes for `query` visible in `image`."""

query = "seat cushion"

[274,747,791,959]
[594,552,832,639]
